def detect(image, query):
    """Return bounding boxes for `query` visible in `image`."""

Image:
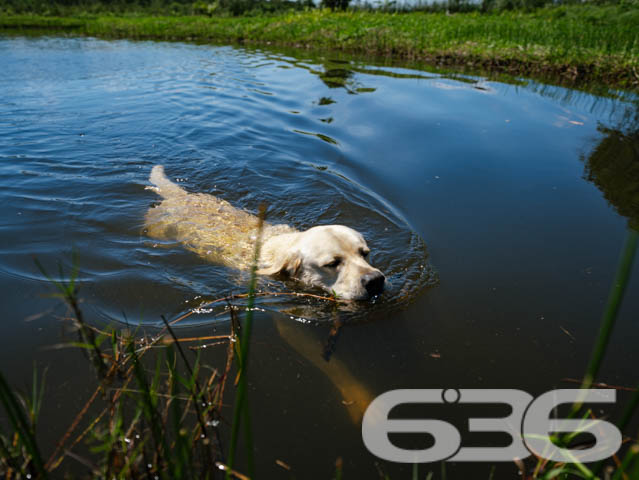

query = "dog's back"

[144,166,294,269]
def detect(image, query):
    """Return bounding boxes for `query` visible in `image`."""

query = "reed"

[0,258,236,478]
[1,4,638,90]
[0,368,47,478]
[0,230,637,477]
[227,205,266,479]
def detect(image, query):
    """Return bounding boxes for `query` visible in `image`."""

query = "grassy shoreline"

[2,6,639,91]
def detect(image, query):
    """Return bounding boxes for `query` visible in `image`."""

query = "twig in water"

[561,378,637,392]
[169,290,338,327]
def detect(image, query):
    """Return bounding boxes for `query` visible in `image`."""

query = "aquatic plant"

[1,257,235,478]
[0,226,637,478]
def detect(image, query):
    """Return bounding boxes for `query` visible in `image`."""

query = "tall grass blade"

[0,371,47,478]
[227,204,266,479]
[611,444,639,480]
[581,229,637,391]
[128,341,172,477]
[160,315,214,470]
[487,465,495,480]
[540,229,639,478]
[165,346,192,479]
[34,256,107,379]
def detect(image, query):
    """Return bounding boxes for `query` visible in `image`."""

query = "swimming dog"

[145,165,385,300]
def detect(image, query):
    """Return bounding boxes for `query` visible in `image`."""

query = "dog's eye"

[360,249,370,258]
[324,258,342,269]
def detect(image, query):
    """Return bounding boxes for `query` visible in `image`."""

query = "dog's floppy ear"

[257,252,302,278]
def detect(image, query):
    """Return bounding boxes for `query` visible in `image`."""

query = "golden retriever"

[145,165,385,300]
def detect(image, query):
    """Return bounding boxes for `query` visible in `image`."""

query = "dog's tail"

[149,165,186,198]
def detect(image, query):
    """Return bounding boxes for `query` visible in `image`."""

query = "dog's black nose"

[362,271,385,296]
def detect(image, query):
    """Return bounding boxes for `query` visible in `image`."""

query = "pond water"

[1,36,638,478]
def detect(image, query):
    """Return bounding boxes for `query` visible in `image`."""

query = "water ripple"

[0,36,441,326]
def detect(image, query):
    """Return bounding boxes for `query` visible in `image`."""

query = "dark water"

[1,36,638,478]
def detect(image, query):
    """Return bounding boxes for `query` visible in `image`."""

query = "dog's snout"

[362,271,385,296]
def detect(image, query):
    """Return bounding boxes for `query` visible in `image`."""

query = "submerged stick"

[169,290,338,327]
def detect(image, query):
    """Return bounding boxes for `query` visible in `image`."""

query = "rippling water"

[1,36,638,478]
[0,37,437,327]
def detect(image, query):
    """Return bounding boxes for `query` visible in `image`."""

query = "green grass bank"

[2,6,639,91]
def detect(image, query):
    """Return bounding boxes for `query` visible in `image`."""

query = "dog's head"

[259,225,385,300]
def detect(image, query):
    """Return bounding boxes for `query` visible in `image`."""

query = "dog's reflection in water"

[274,317,375,423]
